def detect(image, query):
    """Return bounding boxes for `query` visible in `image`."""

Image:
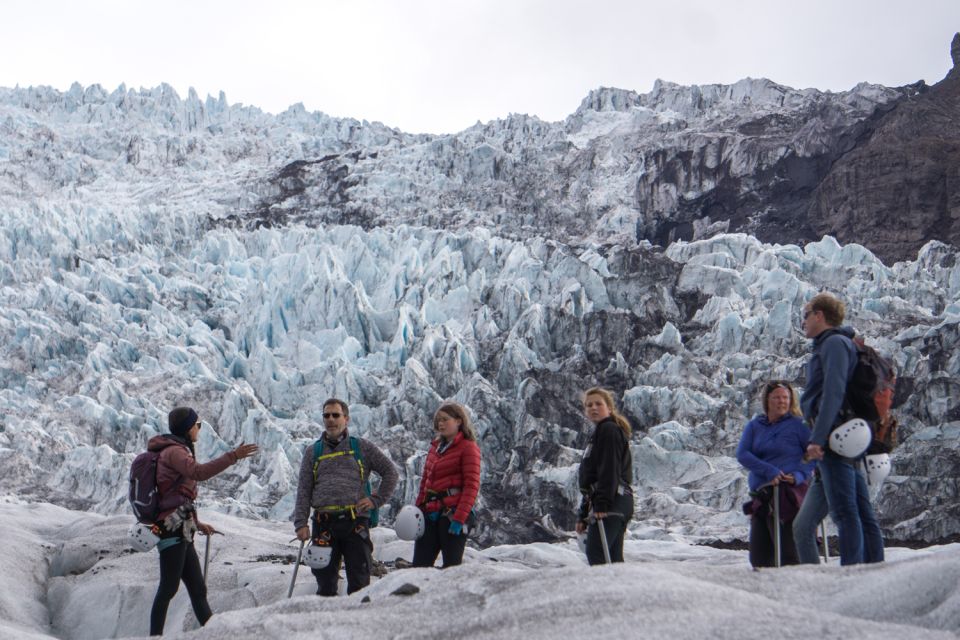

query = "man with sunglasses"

[293,398,398,596]
[798,293,883,565]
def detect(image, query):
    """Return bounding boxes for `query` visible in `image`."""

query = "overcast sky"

[2,0,958,134]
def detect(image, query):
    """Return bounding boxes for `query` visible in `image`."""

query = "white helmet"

[128,523,159,552]
[395,505,426,541]
[828,418,872,458]
[576,532,587,554]
[864,453,892,487]
[304,543,333,569]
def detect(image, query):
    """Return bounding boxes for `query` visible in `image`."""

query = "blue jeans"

[819,454,884,565]
[793,474,828,564]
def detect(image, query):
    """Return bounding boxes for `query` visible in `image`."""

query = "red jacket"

[148,435,238,520]
[415,432,481,524]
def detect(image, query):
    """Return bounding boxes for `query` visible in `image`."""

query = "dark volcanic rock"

[809,35,960,263]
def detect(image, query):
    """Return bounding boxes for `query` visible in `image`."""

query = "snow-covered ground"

[2,499,957,640]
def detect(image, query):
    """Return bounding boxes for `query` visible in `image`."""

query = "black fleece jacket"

[578,417,633,516]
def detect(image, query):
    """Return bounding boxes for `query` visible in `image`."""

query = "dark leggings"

[584,493,634,566]
[749,513,800,568]
[150,539,211,635]
[412,515,468,568]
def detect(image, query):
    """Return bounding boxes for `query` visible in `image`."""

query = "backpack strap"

[310,436,378,525]
[156,445,189,502]
[311,436,372,497]
[312,439,355,477]
[350,436,375,506]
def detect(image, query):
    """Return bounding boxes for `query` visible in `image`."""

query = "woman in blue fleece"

[737,381,815,568]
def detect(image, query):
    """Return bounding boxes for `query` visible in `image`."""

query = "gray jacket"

[292,431,399,530]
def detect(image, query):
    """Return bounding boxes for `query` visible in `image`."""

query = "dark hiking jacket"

[578,417,633,517]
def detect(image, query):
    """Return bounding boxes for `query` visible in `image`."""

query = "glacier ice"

[1,83,959,547]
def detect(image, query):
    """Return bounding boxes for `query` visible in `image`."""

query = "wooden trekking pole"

[773,485,781,568]
[287,539,305,598]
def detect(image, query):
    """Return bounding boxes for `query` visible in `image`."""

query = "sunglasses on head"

[323,412,342,419]
[765,381,790,392]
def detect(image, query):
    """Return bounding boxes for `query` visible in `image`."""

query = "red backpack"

[845,337,896,427]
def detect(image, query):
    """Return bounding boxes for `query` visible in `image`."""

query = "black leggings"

[412,514,468,568]
[749,513,800,568]
[150,539,211,635]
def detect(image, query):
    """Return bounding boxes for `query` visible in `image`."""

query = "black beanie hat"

[168,407,199,438]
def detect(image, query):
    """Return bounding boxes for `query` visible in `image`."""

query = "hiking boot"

[371,559,389,577]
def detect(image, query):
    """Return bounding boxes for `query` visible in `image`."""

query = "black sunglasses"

[323,412,342,419]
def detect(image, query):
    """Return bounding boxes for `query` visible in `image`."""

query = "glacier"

[1,80,959,549]
[2,197,960,545]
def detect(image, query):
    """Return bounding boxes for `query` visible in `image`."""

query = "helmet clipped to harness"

[128,522,160,552]
[828,418,872,458]
[304,543,333,569]
[864,453,892,488]
[395,505,426,541]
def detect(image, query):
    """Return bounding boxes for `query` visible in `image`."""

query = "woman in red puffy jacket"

[412,402,481,568]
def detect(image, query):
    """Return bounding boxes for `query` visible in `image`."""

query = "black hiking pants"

[585,493,634,566]
[749,511,800,568]
[311,514,372,596]
[150,538,211,635]
[412,513,469,568]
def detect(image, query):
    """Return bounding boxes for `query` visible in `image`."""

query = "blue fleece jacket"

[800,326,858,447]
[736,413,816,491]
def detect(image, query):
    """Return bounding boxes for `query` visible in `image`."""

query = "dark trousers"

[150,539,211,636]
[412,515,468,568]
[749,512,800,568]
[311,515,372,596]
[585,493,633,566]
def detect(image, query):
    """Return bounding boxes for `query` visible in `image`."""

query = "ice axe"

[820,520,830,563]
[773,484,782,568]
[202,531,224,585]
[287,539,306,599]
[597,518,612,564]
[590,511,623,565]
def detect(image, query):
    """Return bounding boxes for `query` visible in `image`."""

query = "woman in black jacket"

[576,387,635,564]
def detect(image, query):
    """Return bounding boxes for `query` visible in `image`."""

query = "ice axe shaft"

[773,485,781,568]
[201,530,223,585]
[821,520,830,563]
[287,539,305,598]
[203,534,211,584]
[597,518,612,564]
